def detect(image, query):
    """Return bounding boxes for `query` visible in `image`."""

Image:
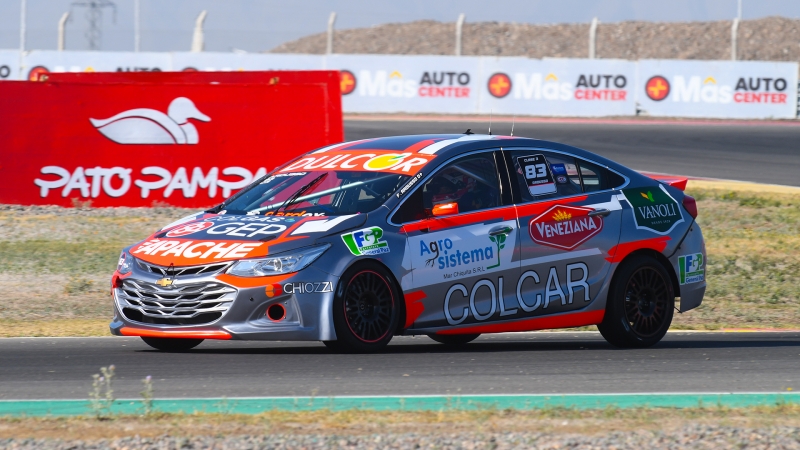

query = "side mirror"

[432,202,459,217]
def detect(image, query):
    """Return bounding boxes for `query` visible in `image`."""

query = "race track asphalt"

[1,332,798,400]
[344,120,800,186]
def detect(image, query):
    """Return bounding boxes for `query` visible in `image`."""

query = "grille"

[118,279,237,326]
[136,260,231,277]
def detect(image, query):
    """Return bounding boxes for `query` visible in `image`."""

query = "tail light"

[682,195,698,219]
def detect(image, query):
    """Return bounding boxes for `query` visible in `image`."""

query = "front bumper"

[110,260,339,341]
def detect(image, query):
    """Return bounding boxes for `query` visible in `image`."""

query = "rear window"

[506,150,625,202]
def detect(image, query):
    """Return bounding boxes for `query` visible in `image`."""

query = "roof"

[305,133,642,182]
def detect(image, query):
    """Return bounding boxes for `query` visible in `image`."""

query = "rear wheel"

[325,262,401,353]
[598,254,675,348]
[141,337,203,352]
[428,334,480,346]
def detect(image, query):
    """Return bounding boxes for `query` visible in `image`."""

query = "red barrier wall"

[0,71,343,207]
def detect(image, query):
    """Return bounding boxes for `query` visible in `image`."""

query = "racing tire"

[140,337,203,352]
[428,334,480,346]
[325,262,401,353]
[598,254,675,348]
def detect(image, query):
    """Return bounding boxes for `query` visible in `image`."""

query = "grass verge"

[2,404,800,440]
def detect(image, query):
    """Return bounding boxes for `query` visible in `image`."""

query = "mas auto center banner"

[0,50,19,81]
[0,71,343,207]
[478,57,636,116]
[637,59,799,119]
[2,50,799,118]
[325,54,482,114]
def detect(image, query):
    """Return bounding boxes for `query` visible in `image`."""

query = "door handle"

[588,208,611,217]
[489,226,513,236]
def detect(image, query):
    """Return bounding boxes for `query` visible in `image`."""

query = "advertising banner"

[23,50,172,81]
[637,59,799,119]
[326,54,482,114]
[8,51,800,118]
[0,71,343,207]
[478,57,637,116]
[171,52,324,72]
[0,50,19,81]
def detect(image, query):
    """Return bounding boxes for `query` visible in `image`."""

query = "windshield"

[220,171,412,216]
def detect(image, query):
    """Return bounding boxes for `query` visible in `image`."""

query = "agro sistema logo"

[678,253,705,285]
[341,227,390,256]
[622,185,685,234]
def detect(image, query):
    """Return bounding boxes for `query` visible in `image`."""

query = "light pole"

[19,0,26,79]
[134,0,140,52]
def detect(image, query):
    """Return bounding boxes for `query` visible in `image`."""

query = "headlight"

[227,244,330,277]
[117,251,134,275]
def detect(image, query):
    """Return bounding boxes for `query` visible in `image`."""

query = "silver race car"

[111,134,705,352]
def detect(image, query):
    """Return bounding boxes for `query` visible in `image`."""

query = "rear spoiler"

[639,172,688,191]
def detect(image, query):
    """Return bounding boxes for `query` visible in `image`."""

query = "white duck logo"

[89,97,211,145]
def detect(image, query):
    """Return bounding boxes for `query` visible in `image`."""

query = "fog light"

[266,303,286,322]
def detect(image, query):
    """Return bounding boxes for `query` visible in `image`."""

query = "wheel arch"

[335,258,407,335]
[612,249,680,299]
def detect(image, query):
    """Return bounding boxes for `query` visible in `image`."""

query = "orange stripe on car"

[436,309,605,335]
[119,327,232,340]
[606,236,671,263]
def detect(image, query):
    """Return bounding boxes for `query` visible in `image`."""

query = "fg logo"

[679,253,705,285]
[341,227,390,256]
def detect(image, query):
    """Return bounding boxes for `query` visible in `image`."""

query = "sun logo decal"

[552,210,573,221]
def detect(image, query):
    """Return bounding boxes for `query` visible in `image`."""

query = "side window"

[508,150,582,202]
[577,159,626,192]
[392,152,501,224]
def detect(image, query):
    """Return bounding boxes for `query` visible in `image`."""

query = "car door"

[391,150,521,330]
[504,148,626,317]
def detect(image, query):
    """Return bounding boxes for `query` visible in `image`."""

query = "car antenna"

[488,109,493,135]
[510,115,515,136]
[464,128,474,135]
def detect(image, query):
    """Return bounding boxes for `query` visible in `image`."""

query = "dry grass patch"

[2,405,800,440]
[672,183,800,330]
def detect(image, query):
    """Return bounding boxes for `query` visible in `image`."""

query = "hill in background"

[270,16,800,61]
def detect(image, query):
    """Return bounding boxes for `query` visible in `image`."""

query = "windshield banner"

[280,150,435,176]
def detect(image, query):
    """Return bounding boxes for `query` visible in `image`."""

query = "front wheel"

[598,254,675,348]
[326,262,401,353]
[141,337,203,352]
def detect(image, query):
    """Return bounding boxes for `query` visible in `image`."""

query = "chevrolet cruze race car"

[111,134,706,352]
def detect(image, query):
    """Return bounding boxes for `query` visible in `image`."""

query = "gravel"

[270,16,800,62]
[0,204,197,219]
[4,425,800,449]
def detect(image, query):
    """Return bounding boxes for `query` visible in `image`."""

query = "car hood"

[129,213,366,266]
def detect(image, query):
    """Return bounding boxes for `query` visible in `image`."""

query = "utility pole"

[134,0,140,52]
[19,0,26,79]
[191,10,207,52]
[71,0,117,50]
[589,17,598,59]
[737,0,742,20]
[327,12,336,55]
[731,18,739,61]
[455,13,465,56]
[58,12,70,51]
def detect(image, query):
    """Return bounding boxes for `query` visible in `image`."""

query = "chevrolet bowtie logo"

[156,278,173,287]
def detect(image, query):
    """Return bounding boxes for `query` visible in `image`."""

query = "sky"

[1,0,799,53]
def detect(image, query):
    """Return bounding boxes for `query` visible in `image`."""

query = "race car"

[110,134,706,352]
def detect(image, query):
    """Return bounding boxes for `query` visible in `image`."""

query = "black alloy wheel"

[141,337,204,352]
[623,267,670,338]
[325,262,401,353]
[428,334,481,346]
[598,254,675,348]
